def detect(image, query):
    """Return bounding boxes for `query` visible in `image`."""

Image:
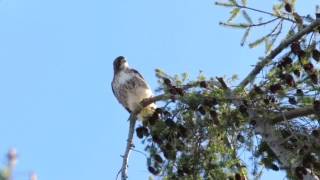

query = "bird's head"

[113,56,129,73]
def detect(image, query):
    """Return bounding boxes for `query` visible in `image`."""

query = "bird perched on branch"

[112,56,156,121]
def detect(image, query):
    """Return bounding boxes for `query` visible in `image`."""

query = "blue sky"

[0,0,318,180]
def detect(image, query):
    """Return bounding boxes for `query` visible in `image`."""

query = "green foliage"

[137,74,251,179]
[215,2,235,7]
[242,10,252,24]
[240,0,247,6]
[249,36,267,48]
[240,26,250,46]
[0,171,6,180]
[134,1,320,180]
[228,8,240,22]
[228,0,238,6]
[220,22,250,29]
[272,2,285,16]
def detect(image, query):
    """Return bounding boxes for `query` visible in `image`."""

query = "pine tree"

[119,1,320,180]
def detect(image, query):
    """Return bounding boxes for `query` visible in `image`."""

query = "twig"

[120,114,137,180]
[249,17,280,27]
[216,77,229,90]
[237,19,320,89]
[234,4,295,23]
[131,149,148,158]
[219,18,280,28]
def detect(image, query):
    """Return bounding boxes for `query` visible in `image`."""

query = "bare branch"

[118,95,168,180]
[237,19,320,89]
[234,4,295,23]
[249,17,280,27]
[119,115,137,180]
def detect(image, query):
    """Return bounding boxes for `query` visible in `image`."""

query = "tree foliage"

[119,1,320,180]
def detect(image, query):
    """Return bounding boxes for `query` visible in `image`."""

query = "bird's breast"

[117,71,133,85]
[113,70,154,111]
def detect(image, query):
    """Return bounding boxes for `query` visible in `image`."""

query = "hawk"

[112,56,156,121]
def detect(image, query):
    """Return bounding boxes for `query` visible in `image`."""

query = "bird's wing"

[131,68,145,80]
[111,81,132,113]
[129,68,150,89]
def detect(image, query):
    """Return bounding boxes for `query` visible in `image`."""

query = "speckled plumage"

[112,56,156,120]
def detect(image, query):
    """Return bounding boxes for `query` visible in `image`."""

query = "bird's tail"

[138,103,157,122]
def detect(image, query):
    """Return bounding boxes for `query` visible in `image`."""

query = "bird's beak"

[116,56,127,64]
[120,58,127,64]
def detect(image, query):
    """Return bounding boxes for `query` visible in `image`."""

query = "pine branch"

[237,19,320,89]
[254,115,320,180]
[271,106,315,124]
[220,80,287,171]
[117,79,318,179]
[251,107,318,180]
[230,90,318,178]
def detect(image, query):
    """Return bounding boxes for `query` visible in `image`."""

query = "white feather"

[117,71,133,85]
[116,70,155,111]
[113,66,157,121]
[127,88,153,111]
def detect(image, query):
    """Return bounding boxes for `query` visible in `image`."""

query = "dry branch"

[117,94,168,180]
